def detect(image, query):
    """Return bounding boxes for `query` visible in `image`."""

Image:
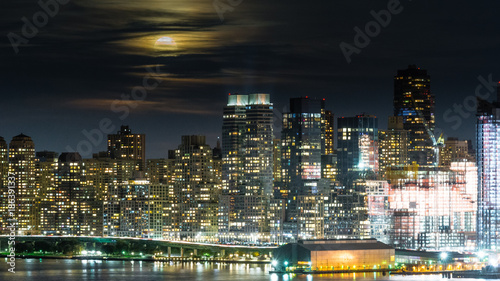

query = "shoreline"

[1,254,271,264]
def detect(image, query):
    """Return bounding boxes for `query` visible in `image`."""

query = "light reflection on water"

[0,258,487,281]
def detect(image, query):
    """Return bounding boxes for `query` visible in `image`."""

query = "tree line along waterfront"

[0,236,274,261]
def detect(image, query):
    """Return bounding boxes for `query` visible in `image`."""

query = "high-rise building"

[394,65,435,167]
[378,116,409,178]
[365,181,392,245]
[221,94,247,196]
[168,136,219,242]
[8,134,37,235]
[281,97,327,240]
[105,179,151,238]
[220,94,247,241]
[37,151,58,235]
[41,153,101,236]
[337,114,379,184]
[388,166,477,251]
[108,125,146,171]
[149,182,170,239]
[220,93,274,243]
[323,110,335,155]
[477,92,500,250]
[439,138,474,169]
[324,182,369,240]
[243,94,274,194]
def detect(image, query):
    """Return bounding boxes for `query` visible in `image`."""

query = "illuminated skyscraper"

[41,153,101,236]
[477,91,500,250]
[394,65,435,167]
[220,94,247,240]
[169,136,220,242]
[220,94,274,242]
[323,110,335,155]
[378,116,409,178]
[281,97,326,240]
[86,155,136,237]
[244,94,274,196]
[337,114,379,184]
[37,152,58,235]
[108,125,146,171]
[8,134,37,235]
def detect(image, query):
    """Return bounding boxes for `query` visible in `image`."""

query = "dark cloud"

[1,0,500,157]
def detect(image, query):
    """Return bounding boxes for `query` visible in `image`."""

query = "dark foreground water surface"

[0,259,490,281]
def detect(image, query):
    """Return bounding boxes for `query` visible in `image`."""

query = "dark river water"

[0,259,488,281]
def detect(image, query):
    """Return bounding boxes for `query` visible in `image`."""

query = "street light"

[440,252,448,260]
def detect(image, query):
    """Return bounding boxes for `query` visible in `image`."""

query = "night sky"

[2,0,500,158]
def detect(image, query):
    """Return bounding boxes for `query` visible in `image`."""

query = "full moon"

[155,37,176,46]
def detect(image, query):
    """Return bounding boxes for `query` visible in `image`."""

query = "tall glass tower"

[394,65,435,167]
[477,87,500,250]
[220,93,273,242]
[281,97,326,240]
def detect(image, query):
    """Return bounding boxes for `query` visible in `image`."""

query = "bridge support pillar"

[180,248,184,258]
[221,249,225,257]
[194,249,197,256]
[168,247,171,258]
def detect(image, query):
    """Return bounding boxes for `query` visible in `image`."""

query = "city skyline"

[0,80,493,255]
[3,1,500,279]
[3,1,500,158]
[1,82,491,160]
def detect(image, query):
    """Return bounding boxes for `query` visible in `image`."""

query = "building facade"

[8,134,37,235]
[337,114,379,184]
[281,97,327,241]
[108,125,146,171]
[394,65,435,167]
[220,94,274,243]
[439,138,474,169]
[167,136,219,242]
[476,94,500,250]
[104,179,151,238]
[378,116,409,179]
